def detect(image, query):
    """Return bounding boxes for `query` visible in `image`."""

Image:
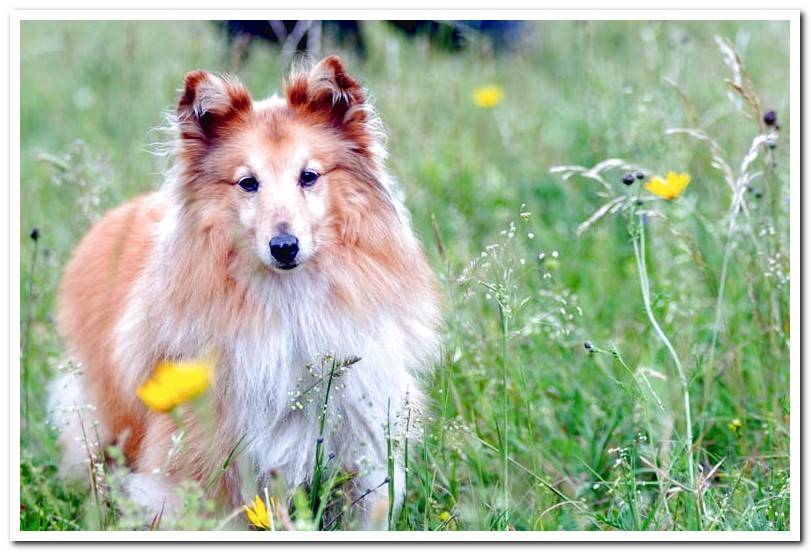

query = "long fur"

[53,56,441,525]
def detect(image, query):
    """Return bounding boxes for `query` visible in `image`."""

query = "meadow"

[19,20,791,531]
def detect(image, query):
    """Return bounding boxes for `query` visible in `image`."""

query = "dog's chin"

[255,254,303,274]
[268,261,300,273]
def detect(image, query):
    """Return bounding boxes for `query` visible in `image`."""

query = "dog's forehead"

[232,112,315,172]
[244,95,298,147]
[242,97,337,156]
[252,94,286,112]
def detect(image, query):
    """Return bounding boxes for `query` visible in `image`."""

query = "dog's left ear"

[285,56,373,150]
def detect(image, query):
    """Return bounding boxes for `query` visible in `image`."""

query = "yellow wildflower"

[644,172,691,200]
[243,495,272,530]
[439,511,452,522]
[472,85,504,109]
[136,357,214,412]
[728,418,743,433]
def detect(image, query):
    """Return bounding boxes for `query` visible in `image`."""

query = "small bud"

[584,341,593,351]
[622,173,635,185]
[727,418,743,433]
[635,171,645,180]
[316,436,324,444]
[30,228,40,241]
[763,110,777,127]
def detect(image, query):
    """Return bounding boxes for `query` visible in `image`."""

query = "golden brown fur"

[54,56,440,520]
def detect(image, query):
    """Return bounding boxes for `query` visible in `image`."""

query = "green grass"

[20,20,791,531]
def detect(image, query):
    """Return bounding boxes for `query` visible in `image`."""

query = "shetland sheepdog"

[49,56,440,527]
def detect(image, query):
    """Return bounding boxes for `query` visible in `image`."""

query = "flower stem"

[632,218,696,494]
[498,299,510,528]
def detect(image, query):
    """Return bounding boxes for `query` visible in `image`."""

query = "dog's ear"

[285,56,374,151]
[176,70,252,143]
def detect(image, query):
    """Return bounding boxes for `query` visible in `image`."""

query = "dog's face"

[225,117,337,272]
[174,57,385,274]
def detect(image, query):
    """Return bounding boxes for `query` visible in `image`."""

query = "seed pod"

[635,171,645,180]
[622,173,635,185]
[30,228,40,241]
[584,341,593,350]
[764,110,777,127]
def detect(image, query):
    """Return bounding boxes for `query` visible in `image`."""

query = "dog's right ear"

[176,70,252,144]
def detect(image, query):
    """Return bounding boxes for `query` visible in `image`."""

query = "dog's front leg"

[124,415,183,520]
[125,412,217,523]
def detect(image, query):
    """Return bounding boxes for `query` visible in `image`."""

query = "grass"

[19,20,791,531]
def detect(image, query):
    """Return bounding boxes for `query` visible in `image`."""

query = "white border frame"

[8,9,800,542]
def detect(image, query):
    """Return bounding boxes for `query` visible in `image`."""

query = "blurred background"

[20,20,790,531]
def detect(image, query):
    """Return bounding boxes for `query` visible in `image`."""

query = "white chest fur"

[220,277,421,491]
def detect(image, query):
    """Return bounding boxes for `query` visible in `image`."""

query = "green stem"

[310,356,338,520]
[499,301,510,529]
[632,219,695,495]
[703,182,746,412]
[403,407,411,515]
[386,398,394,530]
[22,237,39,439]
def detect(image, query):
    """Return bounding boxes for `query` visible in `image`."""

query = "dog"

[49,56,441,528]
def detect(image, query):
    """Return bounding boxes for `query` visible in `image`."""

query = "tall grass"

[20,20,790,531]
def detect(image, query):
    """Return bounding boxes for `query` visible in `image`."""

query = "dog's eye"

[299,170,320,188]
[237,176,259,193]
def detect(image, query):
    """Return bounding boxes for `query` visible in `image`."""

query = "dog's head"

[173,57,395,274]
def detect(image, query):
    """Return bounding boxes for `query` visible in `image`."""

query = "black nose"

[269,233,299,265]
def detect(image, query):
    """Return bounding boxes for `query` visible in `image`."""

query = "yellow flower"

[644,172,691,200]
[472,85,504,109]
[136,357,214,412]
[244,495,271,530]
[728,418,743,433]
[438,511,452,522]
